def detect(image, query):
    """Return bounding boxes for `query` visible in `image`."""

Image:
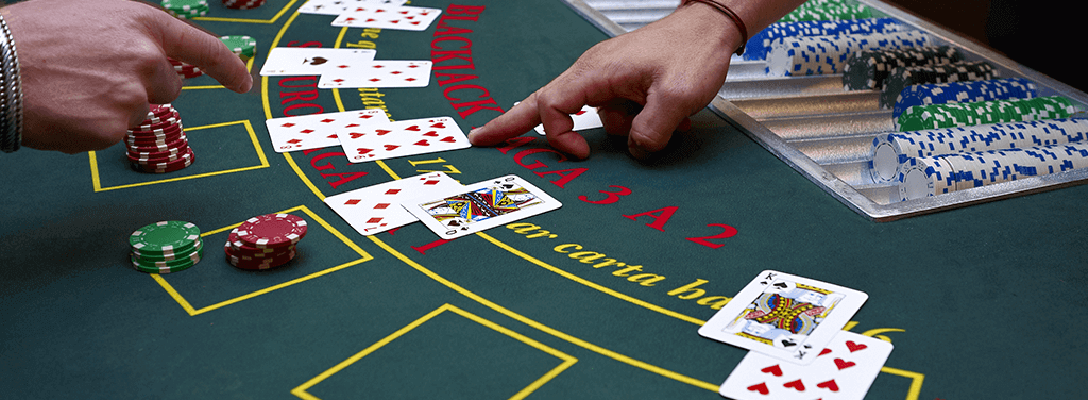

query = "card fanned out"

[719,330,892,400]
[325,172,463,236]
[265,109,390,153]
[337,116,469,163]
[330,5,442,31]
[403,175,562,239]
[259,48,376,77]
[299,0,409,15]
[699,270,868,365]
[317,61,432,89]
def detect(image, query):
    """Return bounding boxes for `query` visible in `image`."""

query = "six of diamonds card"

[698,270,868,365]
[403,175,562,239]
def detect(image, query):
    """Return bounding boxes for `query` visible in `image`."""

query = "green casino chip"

[220,35,256,60]
[129,220,201,254]
[133,238,204,262]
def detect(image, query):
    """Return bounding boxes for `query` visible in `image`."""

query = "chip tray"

[571,0,1088,221]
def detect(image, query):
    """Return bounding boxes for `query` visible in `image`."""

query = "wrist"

[678,0,748,56]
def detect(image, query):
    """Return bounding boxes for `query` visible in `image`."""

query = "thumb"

[626,92,693,160]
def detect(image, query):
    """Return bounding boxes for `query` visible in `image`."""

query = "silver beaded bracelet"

[0,14,22,153]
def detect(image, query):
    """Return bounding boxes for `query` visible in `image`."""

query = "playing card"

[324,172,463,235]
[698,270,868,365]
[329,5,442,31]
[318,61,432,89]
[719,330,893,400]
[259,48,376,76]
[338,116,470,163]
[265,109,390,153]
[403,175,562,239]
[299,0,408,15]
[532,104,604,135]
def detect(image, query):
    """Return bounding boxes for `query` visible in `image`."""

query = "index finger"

[468,96,544,147]
[152,12,253,94]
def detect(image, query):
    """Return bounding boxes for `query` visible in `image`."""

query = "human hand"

[467,2,742,160]
[3,0,253,153]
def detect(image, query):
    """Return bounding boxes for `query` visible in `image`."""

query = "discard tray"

[570,0,1088,221]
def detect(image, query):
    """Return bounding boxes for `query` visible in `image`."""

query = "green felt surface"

[2,0,1087,399]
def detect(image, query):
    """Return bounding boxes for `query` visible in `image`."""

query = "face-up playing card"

[299,0,408,15]
[530,104,604,135]
[260,48,376,76]
[329,5,442,31]
[403,175,562,239]
[719,330,893,400]
[699,270,868,365]
[318,61,432,89]
[265,109,390,153]
[324,172,463,236]
[338,116,470,163]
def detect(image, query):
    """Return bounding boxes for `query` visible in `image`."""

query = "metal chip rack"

[571,0,1088,221]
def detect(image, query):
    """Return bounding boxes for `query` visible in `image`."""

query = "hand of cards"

[326,173,561,239]
[701,270,892,400]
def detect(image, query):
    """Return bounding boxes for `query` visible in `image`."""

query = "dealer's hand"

[468,2,741,160]
[3,0,252,154]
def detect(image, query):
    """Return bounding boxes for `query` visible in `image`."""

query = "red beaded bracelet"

[680,0,749,56]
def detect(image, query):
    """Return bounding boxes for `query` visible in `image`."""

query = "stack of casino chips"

[169,57,203,79]
[224,213,308,270]
[778,0,872,22]
[222,0,267,10]
[870,118,1088,183]
[898,142,1088,200]
[766,31,933,77]
[220,35,257,62]
[126,104,195,173]
[880,61,999,109]
[129,220,204,274]
[893,78,1038,119]
[161,0,209,19]
[843,46,965,91]
[896,96,1076,132]
[744,18,905,61]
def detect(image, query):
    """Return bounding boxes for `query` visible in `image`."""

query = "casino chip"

[744,18,904,61]
[162,0,209,19]
[870,118,1088,183]
[125,104,195,173]
[765,31,934,77]
[169,57,203,79]
[222,0,267,10]
[220,35,257,62]
[129,221,203,273]
[224,213,307,270]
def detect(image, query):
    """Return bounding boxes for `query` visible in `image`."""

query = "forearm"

[677,0,810,54]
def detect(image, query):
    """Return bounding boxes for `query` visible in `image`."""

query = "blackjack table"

[2,0,1086,399]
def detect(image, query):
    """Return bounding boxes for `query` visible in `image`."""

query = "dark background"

[885,0,1088,93]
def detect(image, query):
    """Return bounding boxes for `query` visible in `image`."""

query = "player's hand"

[3,0,253,154]
[468,2,742,160]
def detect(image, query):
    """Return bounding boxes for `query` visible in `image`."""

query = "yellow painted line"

[477,232,707,326]
[89,120,269,192]
[880,366,924,400]
[291,304,577,400]
[149,205,374,316]
[366,235,720,392]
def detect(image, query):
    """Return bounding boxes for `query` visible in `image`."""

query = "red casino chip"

[235,213,308,249]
